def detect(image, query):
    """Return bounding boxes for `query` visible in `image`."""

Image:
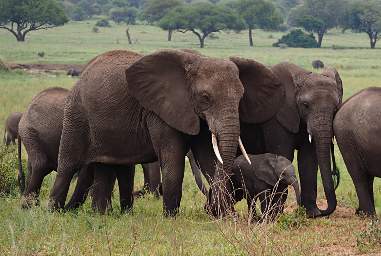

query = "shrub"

[273,29,318,48]
[0,145,20,196]
[95,19,111,27]
[0,59,8,71]
[92,27,100,33]
[37,51,45,58]
[276,207,308,230]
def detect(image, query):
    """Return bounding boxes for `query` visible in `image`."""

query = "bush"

[0,145,20,196]
[0,59,8,71]
[273,29,318,48]
[95,19,111,27]
[92,27,99,33]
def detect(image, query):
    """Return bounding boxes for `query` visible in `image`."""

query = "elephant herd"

[3,48,380,220]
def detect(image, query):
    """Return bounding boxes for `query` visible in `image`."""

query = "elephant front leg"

[297,141,320,217]
[91,163,116,214]
[147,114,188,217]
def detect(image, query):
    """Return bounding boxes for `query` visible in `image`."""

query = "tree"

[0,0,68,42]
[142,0,183,41]
[288,0,343,48]
[109,7,138,44]
[340,0,381,49]
[159,3,245,48]
[236,0,283,47]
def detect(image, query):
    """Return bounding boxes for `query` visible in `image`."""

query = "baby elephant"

[3,112,23,146]
[231,153,301,221]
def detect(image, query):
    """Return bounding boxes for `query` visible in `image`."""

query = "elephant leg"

[187,151,208,196]
[147,162,161,196]
[91,163,115,214]
[116,165,135,213]
[147,114,188,217]
[297,141,320,217]
[354,175,375,216]
[65,164,95,210]
[22,159,50,208]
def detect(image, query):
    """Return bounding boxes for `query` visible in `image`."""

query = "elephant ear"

[253,154,281,186]
[126,50,200,135]
[230,57,284,124]
[272,63,302,133]
[321,67,343,103]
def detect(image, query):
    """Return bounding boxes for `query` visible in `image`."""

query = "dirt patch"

[7,63,85,75]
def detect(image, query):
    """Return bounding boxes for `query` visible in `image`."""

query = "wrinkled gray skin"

[189,59,342,217]
[49,49,257,217]
[18,87,70,207]
[231,153,301,221]
[3,112,23,146]
[334,87,381,216]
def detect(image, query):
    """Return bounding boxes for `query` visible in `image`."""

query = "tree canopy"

[159,2,245,48]
[236,0,283,47]
[142,0,183,24]
[288,0,344,48]
[0,0,68,41]
[340,0,381,49]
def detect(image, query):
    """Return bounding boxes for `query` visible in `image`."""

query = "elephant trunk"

[208,113,241,217]
[313,124,337,216]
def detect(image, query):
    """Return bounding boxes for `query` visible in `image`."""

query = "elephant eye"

[301,101,309,109]
[197,93,212,111]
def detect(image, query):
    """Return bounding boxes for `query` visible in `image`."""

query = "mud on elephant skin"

[230,57,343,217]
[334,87,381,216]
[230,153,301,221]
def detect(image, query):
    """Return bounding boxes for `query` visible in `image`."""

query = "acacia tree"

[159,3,245,48]
[0,0,68,42]
[288,0,343,48]
[141,0,183,41]
[341,0,381,49]
[236,0,283,47]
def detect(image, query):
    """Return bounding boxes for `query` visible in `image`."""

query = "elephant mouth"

[211,133,251,165]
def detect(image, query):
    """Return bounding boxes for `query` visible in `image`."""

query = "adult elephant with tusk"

[230,58,343,217]
[48,49,280,217]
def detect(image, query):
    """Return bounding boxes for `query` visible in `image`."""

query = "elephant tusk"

[309,134,312,143]
[211,133,223,164]
[238,137,251,165]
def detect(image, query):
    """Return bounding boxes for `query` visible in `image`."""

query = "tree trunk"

[16,32,25,42]
[126,27,132,45]
[317,32,324,48]
[368,32,377,49]
[249,28,253,47]
[167,29,173,42]
[199,37,205,48]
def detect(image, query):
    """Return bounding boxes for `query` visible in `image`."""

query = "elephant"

[18,87,71,206]
[48,49,280,217]
[334,87,381,216]
[133,162,162,198]
[229,59,343,217]
[230,153,301,221]
[3,112,23,146]
[312,60,324,69]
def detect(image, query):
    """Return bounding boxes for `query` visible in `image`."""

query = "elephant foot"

[47,198,64,212]
[21,194,39,209]
[305,206,322,218]
[133,189,147,198]
[164,207,179,218]
[355,208,376,218]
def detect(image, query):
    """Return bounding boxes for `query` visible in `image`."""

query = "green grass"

[1,21,381,255]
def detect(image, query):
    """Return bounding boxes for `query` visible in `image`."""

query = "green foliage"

[95,19,111,27]
[273,29,318,48]
[276,207,309,230]
[142,0,183,24]
[0,0,68,41]
[288,0,344,47]
[0,145,19,196]
[340,0,381,49]
[159,2,245,48]
[235,0,283,46]
[109,7,138,24]
[356,219,381,253]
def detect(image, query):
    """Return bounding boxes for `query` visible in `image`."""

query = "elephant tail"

[17,135,25,194]
[331,141,340,191]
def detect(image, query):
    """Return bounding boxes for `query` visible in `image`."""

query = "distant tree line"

[0,0,380,49]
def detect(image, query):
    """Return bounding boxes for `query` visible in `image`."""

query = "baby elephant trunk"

[291,179,301,206]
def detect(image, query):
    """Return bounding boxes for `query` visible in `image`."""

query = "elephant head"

[285,64,342,216]
[126,50,269,217]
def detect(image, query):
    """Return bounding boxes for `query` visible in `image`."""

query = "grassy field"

[1,21,381,255]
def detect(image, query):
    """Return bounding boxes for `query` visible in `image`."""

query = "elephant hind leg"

[91,163,115,214]
[116,165,135,213]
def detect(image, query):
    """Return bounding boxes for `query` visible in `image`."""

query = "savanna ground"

[1,21,381,255]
